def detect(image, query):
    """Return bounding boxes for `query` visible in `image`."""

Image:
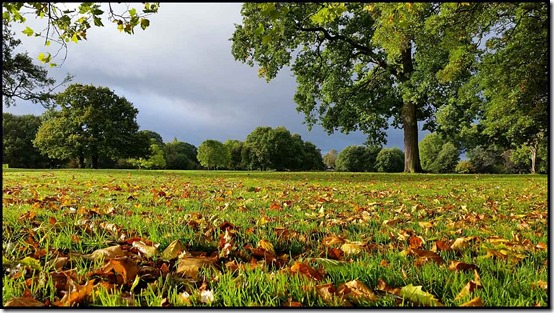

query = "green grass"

[2,169,548,307]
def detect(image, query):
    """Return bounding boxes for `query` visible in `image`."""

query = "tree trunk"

[402,101,422,173]
[530,145,537,174]
[91,154,99,169]
[78,155,85,169]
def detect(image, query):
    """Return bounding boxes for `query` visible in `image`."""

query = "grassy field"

[2,169,548,307]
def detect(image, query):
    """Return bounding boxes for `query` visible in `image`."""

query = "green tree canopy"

[165,138,199,170]
[231,3,485,173]
[419,133,460,173]
[375,147,404,173]
[2,113,60,168]
[335,145,376,172]
[34,84,144,168]
[197,139,227,170]
[323,149,338,169]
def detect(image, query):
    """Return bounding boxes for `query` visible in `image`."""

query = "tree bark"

[402,101,422,173]
[78,154,85,169]
[91,154,99,169]
[530,145,537,174]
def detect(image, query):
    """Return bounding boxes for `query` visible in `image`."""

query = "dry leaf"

[340,242,364,256]
[316,283,352,306]
[531,280,548,290]
[54,279,95,307]
[460,296,484,307]
[102,257,139,283]
[200,290,214,304]
[132,241,158,258]
[337,279,379,304]
[86,245,125,260]
[290,261,325,281]
[257,239,275,254]
[176,256,217,280]
[4,297,46,307]
[322,234,345,246]
[408,236,424,249]
[400,284,443,307]
[161,239,186,260]
[455,270,482,300]
[448,261,479,272]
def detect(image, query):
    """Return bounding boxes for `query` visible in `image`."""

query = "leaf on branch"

[22,26,34,36]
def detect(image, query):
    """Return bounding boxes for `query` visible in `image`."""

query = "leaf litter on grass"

[2,170,548,307]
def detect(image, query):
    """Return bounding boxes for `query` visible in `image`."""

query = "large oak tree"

[231,3,477,172]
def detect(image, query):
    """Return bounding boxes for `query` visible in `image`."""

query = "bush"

[375,147,404,172]
[335,146,378,172]
[455,160,476,174]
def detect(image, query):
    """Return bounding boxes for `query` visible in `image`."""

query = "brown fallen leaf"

[376,279,402,296]
[53,279,95,307]
[290,261,325,281]
[176,256,217,280]
[337,279,379,304]
[316,283,352,306]
[257,239,275,254]
[448,261,480,272]
[86,245,125,260]
[408,236,424,249]
[408,248,444,265]
[322,234,346,246]
[102,257,140,284]
[282,299,303,307]
[4,297,46,307]
[460,296,484,307]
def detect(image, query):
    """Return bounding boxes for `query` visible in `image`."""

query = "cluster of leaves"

[2,170,548,307]
[2,2,160,65]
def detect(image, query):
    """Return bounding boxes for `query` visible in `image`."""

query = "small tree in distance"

[197,139,227,170]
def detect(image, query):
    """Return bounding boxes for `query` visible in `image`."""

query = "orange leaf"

[408,236,424,249]
[322,234,345,246]
[316,283,352,306]
[103,257,139,283]
[376,279,402,296]
[290,261,325,281]
[54,279,95,307]
[409,248,444,265]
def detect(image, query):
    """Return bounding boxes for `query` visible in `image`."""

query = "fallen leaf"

[176,256,217,280]
[531,280,548,290]
[86,245,125,260]
[54,279,95,307]
[132,241,158,258]
[400,284,443,307]
[376,279,401,296]
[408,248,444,265]
[408,236,424,249]
[102,257,139,283]
[257,239,275,254]
[282,299,303,307]
[4,297,46,307]
[340,242,364,256]
[200,290,214,304]
[337,279,379,304]
[448,261,479,272]
[460,296,484,307]
[322,234,345,246]
[161,239,187,260]
[290,261,325,281]
[455,270,482,300]
[316,283,352,306]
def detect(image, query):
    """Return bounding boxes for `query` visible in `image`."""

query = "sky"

[4,3,429,155]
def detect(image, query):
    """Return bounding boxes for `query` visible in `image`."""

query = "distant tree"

[301,141,325,171]
[375,148,404,173]
[466,145,504,174]
[197,139,227,170]
[419,133,460,173]
[34,84,143,168]
[2,113,61,168]
[323,149,338,169]
[139,130,164,146]
[245,126,273,170]
[2,22,71,108]
[164,138,199,170]
[224,139,244,170]
[335,146,373,172]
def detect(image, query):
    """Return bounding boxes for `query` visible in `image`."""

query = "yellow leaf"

[337,279,379,304]
[257,239,275,254]
[340,242,364,256]
[460,296,484,307]
[132,241,158,258]
[161,239,187,260]
[400,284,443,307]
[87,245,125,260]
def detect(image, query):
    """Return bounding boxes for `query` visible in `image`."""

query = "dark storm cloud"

[4,3,411,155]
